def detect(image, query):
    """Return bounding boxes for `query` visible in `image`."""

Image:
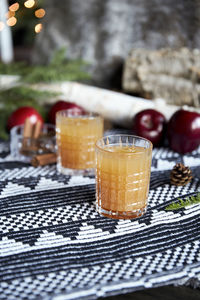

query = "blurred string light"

[35,8,45,18]
[24,0,35,8]
[35,23,42,33]
[9,3,20,12]
[6,11,15,19]
[0,0,45,32]
[0,22,5,32]
[7,17,17,27]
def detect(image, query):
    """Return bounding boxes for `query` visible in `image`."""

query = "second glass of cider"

[56,108,103,175]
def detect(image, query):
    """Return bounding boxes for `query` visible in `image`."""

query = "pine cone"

[170,163,193,186]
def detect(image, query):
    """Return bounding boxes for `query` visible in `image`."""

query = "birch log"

[122,48,200,107]
[2,76,199,127]
[32,81,192,127]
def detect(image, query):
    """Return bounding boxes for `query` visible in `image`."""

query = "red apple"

[48,100,84,124]
[7,106,43,130]
[132,109,166,146]
[167,109,200,154]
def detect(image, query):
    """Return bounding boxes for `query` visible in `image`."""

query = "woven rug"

[0,131,200,300]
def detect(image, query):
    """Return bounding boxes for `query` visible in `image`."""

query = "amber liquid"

[96,145,152,219]
[56,115,103,170]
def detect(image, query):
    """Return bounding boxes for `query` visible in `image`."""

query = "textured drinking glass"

[56,109,103,175]
[95,135,152,219]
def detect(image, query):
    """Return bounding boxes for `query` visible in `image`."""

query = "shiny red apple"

[132,109,166,146]
[7,106,43,130]
[48,100,84,124]
[167,109,200,154]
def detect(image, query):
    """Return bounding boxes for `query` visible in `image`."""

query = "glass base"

[96,205,147,220]
[57,163,95,176]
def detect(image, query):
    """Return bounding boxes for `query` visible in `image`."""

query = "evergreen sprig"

[0,47,90,84]
[165,193,200,211]
[0,61,29,76]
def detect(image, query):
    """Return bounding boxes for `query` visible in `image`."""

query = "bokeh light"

[35,8,46,18]
[9,3,19,12]
[7,17,17,27]
[0,22,5,31]
[24,0,35,8]
[6,11,15,19]
[35,23,43,33]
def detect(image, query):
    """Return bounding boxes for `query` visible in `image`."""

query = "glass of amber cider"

[56,108,103,175]
[95,135,152,219]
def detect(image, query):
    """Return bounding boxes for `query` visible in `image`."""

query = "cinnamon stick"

[21,118,35,155]
[23,117,33,138]
[32,120,42,139]
[31,153,57,167]
[21,119,42,156]
[31,120,42,151]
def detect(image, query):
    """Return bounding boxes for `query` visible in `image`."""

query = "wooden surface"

[102,286,200,300]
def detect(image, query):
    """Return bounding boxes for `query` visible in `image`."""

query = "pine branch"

[23,63,90,83]
[0,61,29,76]
[0,48,91,84]
[50,47,67,66]
[165,193,200,211]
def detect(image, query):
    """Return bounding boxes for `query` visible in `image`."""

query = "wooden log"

[122,48,200,107]
[30,81,200,127]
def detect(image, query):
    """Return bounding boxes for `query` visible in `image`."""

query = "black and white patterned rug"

[0,132,200,300]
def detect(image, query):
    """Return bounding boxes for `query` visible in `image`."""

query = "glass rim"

[95,134,153,154]
[56,108,102,120]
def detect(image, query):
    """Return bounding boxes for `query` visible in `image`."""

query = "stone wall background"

[32,0,200,88]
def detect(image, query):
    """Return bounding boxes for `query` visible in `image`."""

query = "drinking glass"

[56,109,103,175]
[95,135,152,219]
[10,124,56,162]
